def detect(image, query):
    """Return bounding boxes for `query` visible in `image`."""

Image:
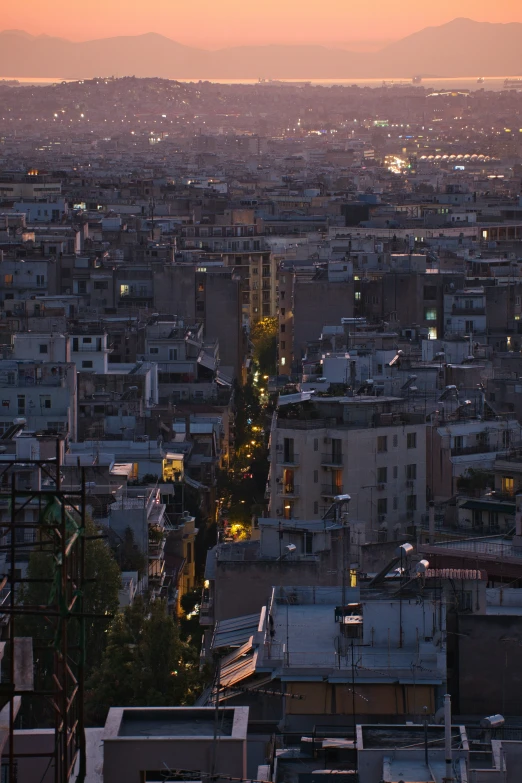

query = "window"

[355,291,361,301]
[304,531,313,555]
[393,466,398,479]
[281,357,286,366]
[40,396,51,409]
[313,501,319,515]
[149,347,159,355]
[454,435,463,451]
[377,498,388,515]
[281,341,286,349]
[406,464,417,480]
[424,285,437,301]
[407,432,417,449]
[393,434,398,447]
[36,274,45,287]
[313,470,318,484]
[168,348,178,361]
[332,469,343,492]
[17,395,25,415]
[377,435,387,453]
[465,320,474,333]
[82,360,93,369]
[280,324,286,333]
[424,308,437,321]
[407,495,417,512]
[377,466,387,484]
[39,344,48,354]
[4,274,13,286]
[502,476,514,496]
[313,438,318,452]
[393,496,398,510]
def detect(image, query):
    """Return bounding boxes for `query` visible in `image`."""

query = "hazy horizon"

[2,1,522,49]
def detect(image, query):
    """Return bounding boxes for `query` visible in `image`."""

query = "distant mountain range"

[0,19,522,80]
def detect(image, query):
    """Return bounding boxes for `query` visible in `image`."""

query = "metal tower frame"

[0,441,90,783]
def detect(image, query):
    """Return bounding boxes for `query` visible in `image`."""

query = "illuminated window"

[424,308,437,321]
[428,327,437,340]
[502,476,514,496]
[281,357,286,366]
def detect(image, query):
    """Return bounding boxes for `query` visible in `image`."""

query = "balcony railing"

[321,484,344,497]
[321,453,343,467]
[277,484,300,497]
[276,452,300,465]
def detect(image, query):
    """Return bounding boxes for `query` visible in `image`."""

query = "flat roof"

[103,706,249,741]
[118,709,233,738]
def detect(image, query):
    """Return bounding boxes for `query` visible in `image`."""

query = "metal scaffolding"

[0,440,89,783]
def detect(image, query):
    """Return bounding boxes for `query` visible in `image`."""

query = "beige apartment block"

[267,396,426,539]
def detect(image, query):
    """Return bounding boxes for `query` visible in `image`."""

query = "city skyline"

[2,2,522,49]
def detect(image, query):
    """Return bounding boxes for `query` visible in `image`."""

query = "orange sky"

[3,0,522,48]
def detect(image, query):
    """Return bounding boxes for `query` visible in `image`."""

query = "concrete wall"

[153,264,197,319]
[457,614,522,715]
[293,280,354,362]
[203,273,243,379]
[213,556,343,623]
[103,707,248,783]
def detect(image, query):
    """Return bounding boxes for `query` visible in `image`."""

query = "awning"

[197,351,217,371]
[184,475,209,492]
[460,500,515,515]
[216,370,233,387]
[278,391,314,406]
[219,639,257,688]
[212,613,260,650]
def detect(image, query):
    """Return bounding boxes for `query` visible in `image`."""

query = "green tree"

[86,597,204,724]
[18,515,121,726]
[250,317,277,376]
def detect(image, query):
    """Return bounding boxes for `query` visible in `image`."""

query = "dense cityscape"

[1,38,522,783]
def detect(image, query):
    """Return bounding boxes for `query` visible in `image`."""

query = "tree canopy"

[86,596,204,724]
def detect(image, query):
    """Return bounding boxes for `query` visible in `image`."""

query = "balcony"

[277,483,300,498]
[452,442,509,457]
[451,306,485,316]
[276,452,300,466]
[321,453,343,467]
[321,484,344,497]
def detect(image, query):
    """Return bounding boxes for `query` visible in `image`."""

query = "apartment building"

[267,395,426,539]
[0,359,77,439]
[427,412,522,502]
